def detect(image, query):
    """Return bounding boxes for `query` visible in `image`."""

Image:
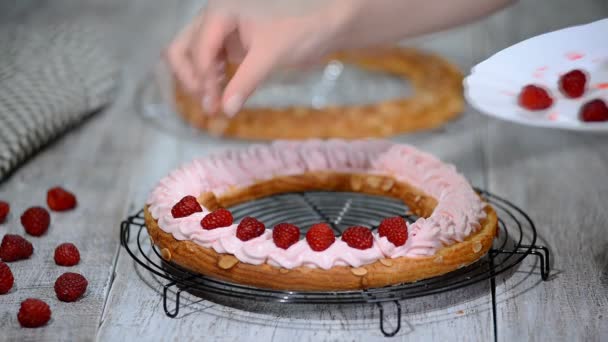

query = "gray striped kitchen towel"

[0,21,118,181]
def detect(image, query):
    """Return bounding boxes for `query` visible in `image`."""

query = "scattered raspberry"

[579,99,608,122]
[378,216,408,247]
[236,217,265,241]
[20,207,50,237]
[171,196,202,218]
[18,298,51,328]
[341,226,373,250]
[201,208,233,230]
[54,243,80,266]
[54,272,88,302]
[0,201,9,223]
[518,85,553,110]
[0,261,14,294]
[306,223,336,251]
[272,223,300,249]
[0,234,33,262]
[47,187,77,211]
[559,69,587,98]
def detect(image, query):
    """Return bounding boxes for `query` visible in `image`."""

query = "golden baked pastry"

[173,47,464,139]
[145,140,497,291]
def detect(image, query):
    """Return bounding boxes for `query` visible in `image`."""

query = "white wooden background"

[0,0,607,341]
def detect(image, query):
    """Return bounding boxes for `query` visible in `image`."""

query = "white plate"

[464,18,608,132]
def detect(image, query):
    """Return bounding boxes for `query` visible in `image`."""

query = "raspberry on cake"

[171,195,202,218]
[144,140,497,291]
[272,223,300,249]
[306,223,335,252]
[378,216,408,247]
[201,208,233,229]
[236,217,265,241]
[342,226,374,250]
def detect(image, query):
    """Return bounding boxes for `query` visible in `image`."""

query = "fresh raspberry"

[47,187,77,211]
[559,69,587,98]
[0,201,9,223]
[201,208,233,230]
[18,298,51,328]
[171,195,202,218]
[579,99,608,122]
[378,216,408,247]
[20,207,50,236]
[236,217,265,241]
[305,223,335,251]
[54,243,80,266]
[518,85,553,110]
[0,234,34,262]
[341,226,373,250]
[272,223,300,249]
[0,261,14,294]
[54,272,88,302]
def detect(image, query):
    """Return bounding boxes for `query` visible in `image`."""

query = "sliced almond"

[218,255,239,270]
[379,258,393,267]
[472,241,483,253]
[160,248,172,261]
[414,195,422,203]
[279,268,289,274]
[434,255,444,264]
[350,176,363,191]
[381,178,395,191]
[365,176,381,189]
[351,267,368,276]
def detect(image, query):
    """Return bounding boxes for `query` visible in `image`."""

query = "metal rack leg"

[163,281,182,318]
[491,245,551,281]
[520,245,551,281]
[377,301,401,337]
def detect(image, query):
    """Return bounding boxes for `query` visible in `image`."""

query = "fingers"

[222,45,281,116]
[201,52,227,114]
[189,14,235,113]
[165,20,200,93]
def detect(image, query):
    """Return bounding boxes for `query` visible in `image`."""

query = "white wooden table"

[1,1,607,341]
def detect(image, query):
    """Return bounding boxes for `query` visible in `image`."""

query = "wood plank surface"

[480,1,608,341]
[0,0,606,341]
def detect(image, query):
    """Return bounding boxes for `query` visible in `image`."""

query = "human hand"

[165,0,351,116]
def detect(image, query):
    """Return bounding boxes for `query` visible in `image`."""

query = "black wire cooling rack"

[120,189,550,337]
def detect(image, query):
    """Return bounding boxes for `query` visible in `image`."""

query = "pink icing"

[146,139,486,269]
